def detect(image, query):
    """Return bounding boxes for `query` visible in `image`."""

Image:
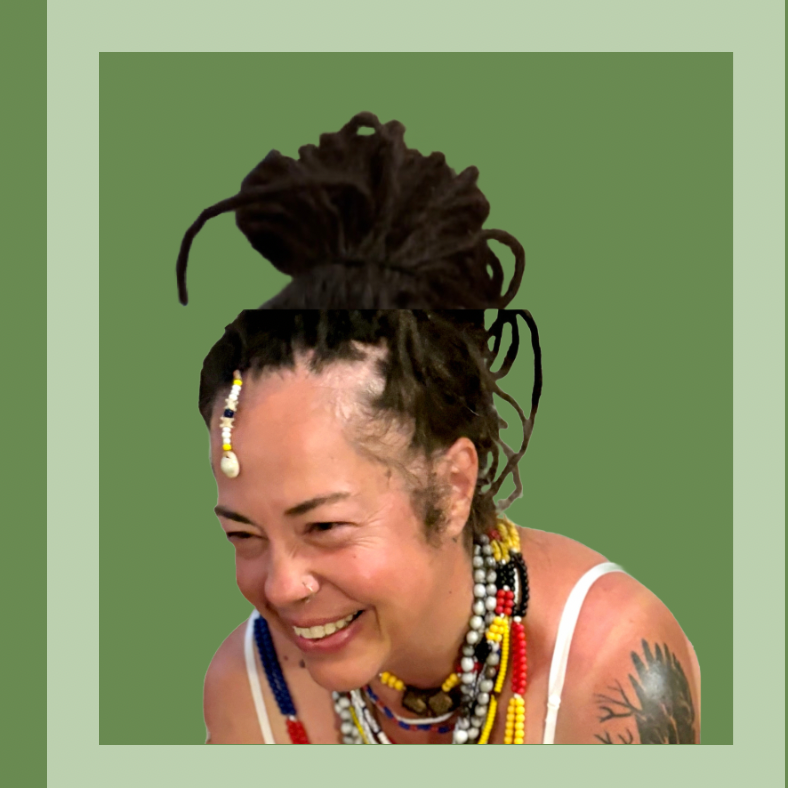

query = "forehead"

[209,348,405,504]
[213,345,385,429]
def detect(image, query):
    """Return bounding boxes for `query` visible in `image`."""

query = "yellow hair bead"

[222,443,232,451]
[233,379,243,387]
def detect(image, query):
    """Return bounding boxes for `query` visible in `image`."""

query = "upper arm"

[556,574,700,744]
[204,622,266,744]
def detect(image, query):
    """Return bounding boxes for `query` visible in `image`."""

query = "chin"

[304,656,380,693]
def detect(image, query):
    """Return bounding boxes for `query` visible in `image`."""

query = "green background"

[99,53,731,743]
[42,0,783,786]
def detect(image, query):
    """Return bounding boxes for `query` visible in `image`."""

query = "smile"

[292,611,363,640]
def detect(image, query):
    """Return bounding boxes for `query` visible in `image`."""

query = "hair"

[178,112,542,548]
[176,112,524,309]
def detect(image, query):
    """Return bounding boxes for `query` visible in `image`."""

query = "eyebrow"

[214,492,353,525]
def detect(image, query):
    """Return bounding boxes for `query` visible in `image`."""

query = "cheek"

[234,556,267,607]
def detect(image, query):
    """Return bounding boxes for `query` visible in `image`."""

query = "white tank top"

[244,561,626,744]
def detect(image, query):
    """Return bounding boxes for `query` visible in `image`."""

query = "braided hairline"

[200,310,536,552]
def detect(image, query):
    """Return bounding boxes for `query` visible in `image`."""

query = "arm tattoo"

[594,639,697,744]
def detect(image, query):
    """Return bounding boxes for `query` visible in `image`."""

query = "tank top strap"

[542,562,627,744]
[244,610,275,744]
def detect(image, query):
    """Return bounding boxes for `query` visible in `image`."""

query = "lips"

[285,609,367,654]
[291,610,363,640]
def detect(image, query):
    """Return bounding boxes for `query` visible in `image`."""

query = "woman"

[177,113,700,744]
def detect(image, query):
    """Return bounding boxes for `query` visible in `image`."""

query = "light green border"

[48,1,784,786]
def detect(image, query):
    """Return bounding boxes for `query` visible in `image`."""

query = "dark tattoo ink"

[594,729,634,744]
[595,639,696,744]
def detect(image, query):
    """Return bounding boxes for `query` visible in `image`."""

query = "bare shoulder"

[204,619,266,744]
[515,526,699,744]
[556,569,700,744]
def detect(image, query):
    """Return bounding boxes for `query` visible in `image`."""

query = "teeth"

[294,612,358,640]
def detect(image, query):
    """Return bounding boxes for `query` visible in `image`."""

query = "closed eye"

[308,522,344,534]
[226,532,254,541]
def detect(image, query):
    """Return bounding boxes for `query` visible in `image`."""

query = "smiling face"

[209,346,479,692]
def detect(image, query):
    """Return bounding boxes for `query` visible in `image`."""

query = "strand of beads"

[378,669,460,696]
[219,370,243,478]
[332,693,364,744]
[253,615,311,744]
[453,533,507,743]
[501,519,529,745]
[364,685,455,731]
[350,689,395,743]
[378,671,405,691]
[504,618,528,743]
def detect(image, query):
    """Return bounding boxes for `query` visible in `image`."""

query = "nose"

[263,545,312,611]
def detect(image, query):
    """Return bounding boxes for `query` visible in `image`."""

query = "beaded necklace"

[253,516,529,744]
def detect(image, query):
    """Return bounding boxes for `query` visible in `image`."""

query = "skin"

[204,350,701,744]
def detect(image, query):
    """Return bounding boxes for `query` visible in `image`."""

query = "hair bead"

[219,369,243,478]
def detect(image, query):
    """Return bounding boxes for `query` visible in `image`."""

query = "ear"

[438,438,479,542]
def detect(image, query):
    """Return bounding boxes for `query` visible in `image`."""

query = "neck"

[375,538,475,707]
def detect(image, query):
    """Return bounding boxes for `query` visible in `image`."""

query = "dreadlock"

[179,112,542,549]
[176,111,523,309]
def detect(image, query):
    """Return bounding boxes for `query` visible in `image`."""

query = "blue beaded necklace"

[254,616,310,743]
[363,684,455,733]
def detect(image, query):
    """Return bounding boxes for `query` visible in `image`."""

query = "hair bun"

[176,112,523,308]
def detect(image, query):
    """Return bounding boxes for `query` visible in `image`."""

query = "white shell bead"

[473,569,487,583]
[460,656,475,672]
[469,615,484,630]
[473,600,486,616]
[220,452,240,478]
[485,596,498,610]
[453,729,469,744]
[473,584,487,598]
[465,630,480,645]
[472,556,484,568]
[479,679,494,693]
[468,727,480,740]
[486,583,497,595]
[477,692,490,705]
[461,672,476,685]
